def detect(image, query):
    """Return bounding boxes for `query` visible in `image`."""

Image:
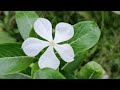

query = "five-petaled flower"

[22,18,75,70]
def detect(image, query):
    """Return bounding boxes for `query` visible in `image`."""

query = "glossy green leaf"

[60,21,101,72]
[21,66,31,76]
[0,43,36,75]
[76,61,103,79]
[0,56,35,75]
[31,62,39,78]
[0,73,31,79]
[0,43,25,58]
[15,11,38,40]
[69,21,101,54]
[62,51,87,73]
[60,70,77,79]
[33,68,66,79]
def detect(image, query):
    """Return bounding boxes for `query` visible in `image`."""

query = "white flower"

[22,18,75,70]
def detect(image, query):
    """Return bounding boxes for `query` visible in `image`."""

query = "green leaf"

[29,28,45,40]
[69,21,101,54]
[62,51,87,73]
[0,43,36,75]
[0,56,35,75]
[31,62,39,78]
[76,61,103,79]
[0,43,25,58]
[0,73,31,79]
[0,29,16,44]
[29,28,39,38]
[60,70,77,79]
[112,11,120,15]
[21,66,31,76]
[15,11,39,40]
[60,21,100,73]
[33,68,66,79]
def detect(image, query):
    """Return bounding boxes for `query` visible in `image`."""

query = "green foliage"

[0,43,36,75]
[0,23,16,44]
[76,61,103,79]
[0,56,35,75]
[1,11,118,79]
[21,66,31,76]
[31,62,39,78]
[0,73,31,79]
[61,21,101,73]
[33,68,66,79]
[15,11,38,40]
[60,70,77,79]
[85,11,120,79]
[62,51,87,73]
[70,21,101,54]
[0,43,25,57]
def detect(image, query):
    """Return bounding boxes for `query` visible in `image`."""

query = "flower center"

[50,41,55,46]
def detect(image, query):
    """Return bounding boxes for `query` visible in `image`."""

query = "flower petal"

[38,46,60,70]
[54,44,75,62]
[34,18,53,41]
[54,22,74,43]
[22,38,49,57]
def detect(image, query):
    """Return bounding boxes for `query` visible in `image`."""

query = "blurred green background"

[0,11,120,79]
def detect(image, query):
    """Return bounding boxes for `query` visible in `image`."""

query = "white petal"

[54,22,74,43]
[34,18,53,41]
[22,38,49,57]
[54,44,75,62]
[38,46,60,70]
